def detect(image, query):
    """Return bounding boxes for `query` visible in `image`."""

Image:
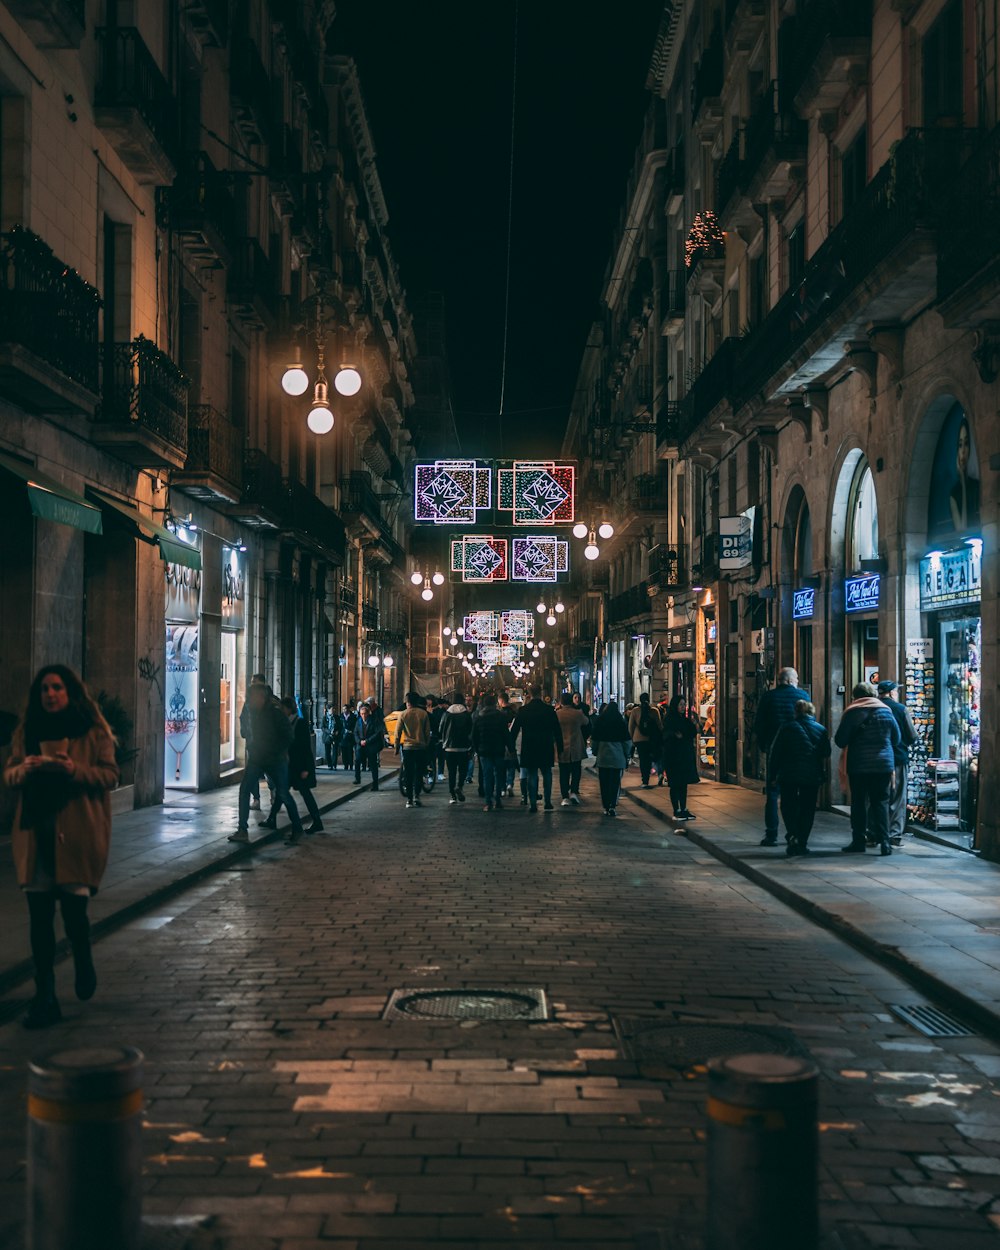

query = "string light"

[685,209,725,269]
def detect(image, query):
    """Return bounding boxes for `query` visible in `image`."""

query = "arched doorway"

[781,486,815,697]
[843,457,881,692]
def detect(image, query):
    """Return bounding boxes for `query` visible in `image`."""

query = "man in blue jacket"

[878,679,917,846]
[754,666,810,846]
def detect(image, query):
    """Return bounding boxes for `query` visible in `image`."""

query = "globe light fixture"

[456,626,465,637]
[536,600,547,614]
[334,365,362,397]
[421,579,434,601]
[584,541,600,560]
[546,613,556,626]
[306,376,334,435]
[443,626,452,636]
[367,653,379,668]
[382,655,394,668]
[410,570,423,586]
[572,522,588,539]
[555,600,565,613]
[598,522,615,540]
[282,349,310,396]
[449,635,458,646]
[432,570,445,586]
[538,640,546,649]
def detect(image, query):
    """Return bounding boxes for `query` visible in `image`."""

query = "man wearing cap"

[878,680,917,846]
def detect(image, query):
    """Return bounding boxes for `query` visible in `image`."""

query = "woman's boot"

[25,893,61,1027]
[60,894,97,1000]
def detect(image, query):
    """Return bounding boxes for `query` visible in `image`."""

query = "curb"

[0,768,399,999]
[620,785,1000,1045]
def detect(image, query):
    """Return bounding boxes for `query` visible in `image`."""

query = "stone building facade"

[0,0,421,810]
[564,0,1000,857]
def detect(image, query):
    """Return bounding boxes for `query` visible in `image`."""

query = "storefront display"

[164,554,201,790]
[904,637,935,826]
[220,546,246,770]
[697,608,716,773]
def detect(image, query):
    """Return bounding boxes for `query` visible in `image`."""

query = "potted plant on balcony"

[685,210,726,270]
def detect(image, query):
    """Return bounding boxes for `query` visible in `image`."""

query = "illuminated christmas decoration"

[511,535,569,582]
[497,460,575,525]
[463,611,502,642]
[500,609,534,641]
[685,210,725,269]
[449,536,508,582]
[478,641,524,666]
[414,459,492,524]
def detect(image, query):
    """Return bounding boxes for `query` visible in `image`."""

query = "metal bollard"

[706,1052,819,1250]
[27,1045,144,1250]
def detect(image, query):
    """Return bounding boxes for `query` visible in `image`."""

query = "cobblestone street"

[3,777,1000,1249]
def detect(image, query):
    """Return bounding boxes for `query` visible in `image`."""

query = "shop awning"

[88,489,202,570]
[0,451,104,534]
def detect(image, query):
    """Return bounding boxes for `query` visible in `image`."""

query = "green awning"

[89,489,202,570]
[0,451,104,534]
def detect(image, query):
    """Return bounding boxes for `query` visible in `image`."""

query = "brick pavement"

[2,772,1000,1247]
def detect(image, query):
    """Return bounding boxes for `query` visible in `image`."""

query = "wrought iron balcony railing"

[286,479,346,560]
[0,226,100,393]
[101,336,188,453]
[938,123,1000,305]
[339,580,357,610]
[184,404,243,490]
[656,402,682,446]
[339,472,382,530]
[692,23,723,120]
[168,152,238,260]
[241,448,286,518]
[679,336,740,439]
[361,602,380,630]
[95,26,179,166]
[780,0,871,110]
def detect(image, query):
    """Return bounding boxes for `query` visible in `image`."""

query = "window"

[848,462,879,570]
[923,0,963,126]
[841,126,868,217]
[786,221,805,289]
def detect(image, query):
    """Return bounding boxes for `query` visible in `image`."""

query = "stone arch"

[827,444,867,575]
[902,380,983,544]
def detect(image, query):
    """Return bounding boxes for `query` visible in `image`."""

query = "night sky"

[330,1,664,458]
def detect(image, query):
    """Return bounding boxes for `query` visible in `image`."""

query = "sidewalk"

[0,758,397,994]
[609,764,1000,1038]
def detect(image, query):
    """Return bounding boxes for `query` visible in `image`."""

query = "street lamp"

[573,517,614,560]
[281,292,363,435]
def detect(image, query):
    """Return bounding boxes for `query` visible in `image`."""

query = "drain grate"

[890,1004,975,1038]
[613,1017,811,1068]
[384,987,549,1022]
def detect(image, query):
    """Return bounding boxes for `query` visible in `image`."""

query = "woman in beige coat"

[4,665,118,1028]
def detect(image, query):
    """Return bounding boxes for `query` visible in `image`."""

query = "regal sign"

[498,461,575,525]
[919,544,981,610]
[414,459,492,524]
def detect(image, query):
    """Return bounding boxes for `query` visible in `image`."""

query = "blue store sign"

[845,574,880,614]
[792,588,815,620]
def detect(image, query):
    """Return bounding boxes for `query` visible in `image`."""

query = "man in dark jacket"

[353,702,385,788]
[439,694,474,801]
[769,699,830,855]
[429,699,447,780]
[754,666,810,846]
[510,685,564,812]
[878,679,917,846]
[231,683,303,843]
[340,704,357,773]
[472,692,510,810]
[238,673,267,810]
[835,682,901,855]
[279,696,323,838]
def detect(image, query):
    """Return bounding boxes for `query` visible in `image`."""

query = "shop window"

[927,402,981,541]
[848,461,878,570]
[795,502,813,578]
[923,0,964,127]
[841,126,868,218]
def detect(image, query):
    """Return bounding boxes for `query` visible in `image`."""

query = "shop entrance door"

[849,618,879,692]
[938,615,981,836]
[724,641,739,782]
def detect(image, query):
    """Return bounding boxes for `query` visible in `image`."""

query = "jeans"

[888,761,908,839]
[849,772,891,846]
[323,737,335,769]
[354,744,380,787]
[446,752,468,794]
[401,748,425,801]
[293,781,323,825]
[341,738,354,771]
[505,759,517,790]
[525,766,553,808]
[764,778,780,838]
[598,767,623,811]
[241,758,302,833]
[481,755,506,805]
[669,781,688,814]
[779,783,819,845]
[635,741,655,785]
[558,761,581,798]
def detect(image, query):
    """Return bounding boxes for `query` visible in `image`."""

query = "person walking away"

[321,702,341,770]
[340,703,357,774]
[439,693,474,802]
[510,685,564,812]
[754,666,811,846]
[354,702,385,789]
[556,693,589,805]
[628,693,662,788]
[768,699,830,855]
[472,693,510,810]
[589,702,630,816]
[878,680,916,847]
[394,692,430,807]
[498,693,518,796]
[280,697,324,836]
[5,665,119,1028]
[239,673,268,809]
[834,682,901,856]
[660,696,700,821]
[232,684,304,842]
[429,698,447,780]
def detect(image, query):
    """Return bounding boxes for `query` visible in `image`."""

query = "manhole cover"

[613,1017,810,1068]
[384,987,549,1022]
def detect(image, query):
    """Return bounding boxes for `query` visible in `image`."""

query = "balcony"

[656,402,682,449]
[93,336,188,469]
[183,0,228,47]
[741,84,807,202]
[629,472,665,513]
[339,471,382,537]
[227,239,279,328]
[782,0,871,116]
[230,449,286,529]
[339,580,357,612]
[648,546,687,590]
[94,27,179,183]
[733,128,974,411]
[0,226,101,413]
[230,35,272,146]
[938,124,1000,327]
[716,130,744,221]
[692,23,723,131]
[167,153,237,266]
[661,269,686,334]
[664,140,685,211]
[608,583,661,625]
[285,479,346,562]
[270,123,304,215]
[725,0,765,49]
[361,602,380,631]
[6,0,84,47]
[173,405,243,504]
[679,337,739,443]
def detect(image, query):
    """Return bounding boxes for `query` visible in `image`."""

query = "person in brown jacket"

[4,665,119,1028]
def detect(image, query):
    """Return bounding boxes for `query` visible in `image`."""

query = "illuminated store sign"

[450,536,508,582]
[414,459,492,524]
[919,543,982,611]
[498,461,575,525]
[844,574,880,614]
[511,535,569,582]
[792,588,815,620]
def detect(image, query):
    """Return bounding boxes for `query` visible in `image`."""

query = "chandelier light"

[281,346,310,397]
[334,364,362,397]
[410,570,423,586]
[546,613,556,626]
[584,540,600,560]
